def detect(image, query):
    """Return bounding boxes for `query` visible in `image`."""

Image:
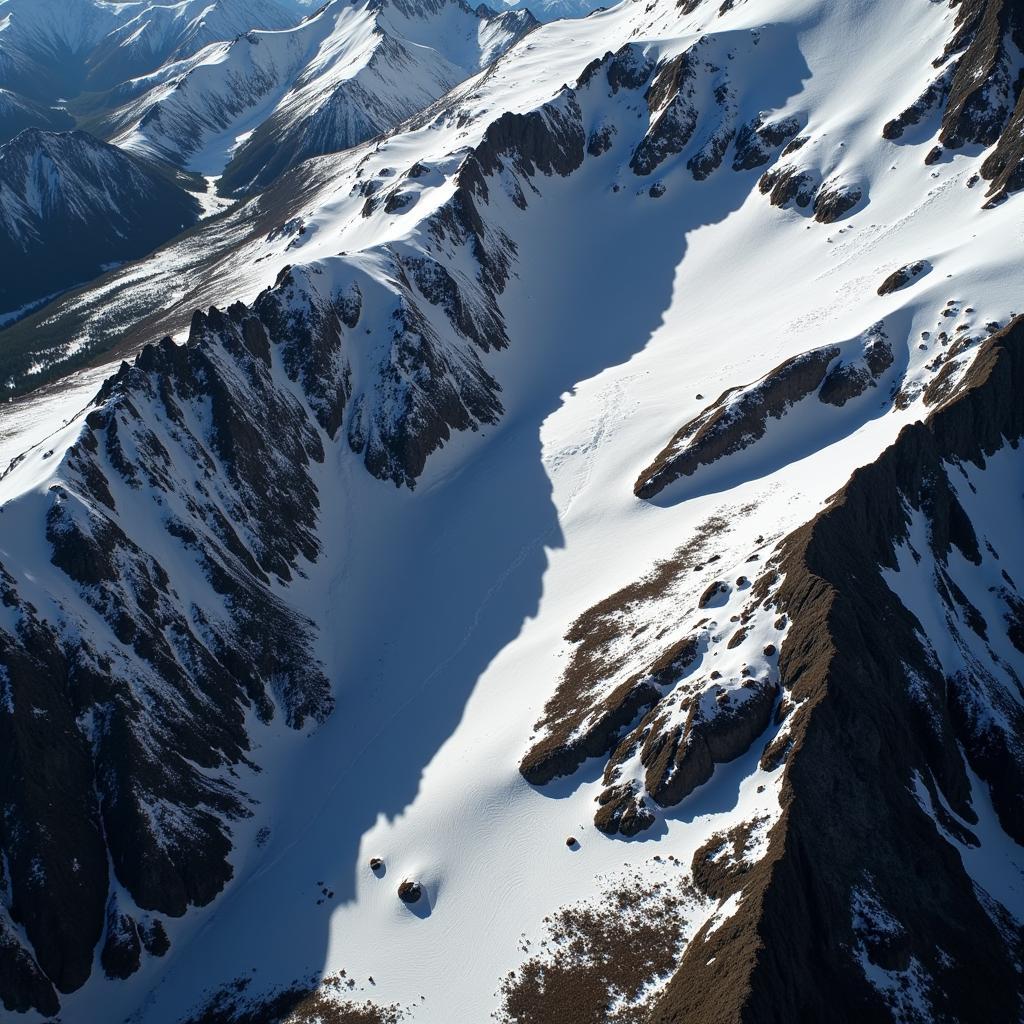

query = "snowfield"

[1,0,1023,1020]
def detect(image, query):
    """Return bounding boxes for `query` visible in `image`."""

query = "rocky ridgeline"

[650,317,1024,1023]
[634,324,894,500]
[522,309,1024,1019]
[883,0,1024,202]
[3,2,1024,1016]
[0,300,340,1015]
[0,81,596,1017]
[519,511,787,838]
[215,0,539,197]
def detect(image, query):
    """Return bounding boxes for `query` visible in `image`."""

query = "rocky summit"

[0,0,1022,1021]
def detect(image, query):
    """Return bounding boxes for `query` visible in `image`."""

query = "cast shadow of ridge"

[150,37,813,1023]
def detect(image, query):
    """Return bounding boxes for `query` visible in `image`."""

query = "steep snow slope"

[111,0,537,191]
[1,0,1023,1020]
[0,129,201,322]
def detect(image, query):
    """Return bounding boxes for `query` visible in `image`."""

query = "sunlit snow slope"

[1,0,1023,1021]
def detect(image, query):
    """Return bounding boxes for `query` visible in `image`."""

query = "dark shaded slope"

[0,129,201,319]
[0,302,336,1017]
[0,90,74,146]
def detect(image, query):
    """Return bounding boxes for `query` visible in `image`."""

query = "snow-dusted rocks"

[398,879,423,903]
[634,326,894,500]
[877,259,932,296]
[731,112,803,170]
[0,301,334,1015]
[520,517,785,841]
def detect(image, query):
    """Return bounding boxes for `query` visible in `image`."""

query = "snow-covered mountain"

[0,0,300,102]
[0,90,74,146]
[0,129,201,323]
[1,0,1023,1020]
[496,0,607,24]
[109,0,537,192]
[85,0,304,90]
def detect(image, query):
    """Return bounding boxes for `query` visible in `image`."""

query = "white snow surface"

[1,0,1023,1019]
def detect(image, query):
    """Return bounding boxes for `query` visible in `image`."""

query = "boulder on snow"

[877,260,931,296]
[398,880,423,904]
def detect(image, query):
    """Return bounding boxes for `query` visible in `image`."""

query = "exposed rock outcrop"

[100,898,142,981]
[813,180,862,223]
[635,325,892,499]
[877,259,931,295]
[0,299,335,1016]
[521,511,784,837]
[732,114,803,171]
[650,316,1024,1024]
[758,162,818,209]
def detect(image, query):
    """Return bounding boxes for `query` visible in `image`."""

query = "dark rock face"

[398,880,423,903]
[981,85,1024,197]
[625,676,777,810]
[587,123,616,156]
[630,52,698,176]
[939,0,1023,150]
[813,180,862,222]
[0,298,336,1016]
[635,325,892,499]
[758,162,818,209]
[627,38,742,181]
[140,919,170,958]
[732,114,803,171]
[0,129,201,317]
[475,93,586,180]
[100,898,142,980]
[649,317,1024,1024]
[0,918,59,1017]
[594,782,656,836]
[877,259,931,295]
[910,0,1024,201]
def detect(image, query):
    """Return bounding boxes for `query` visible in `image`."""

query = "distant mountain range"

[0,0,535,322]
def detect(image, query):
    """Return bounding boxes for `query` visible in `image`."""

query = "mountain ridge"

[0,0,1022,1020]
